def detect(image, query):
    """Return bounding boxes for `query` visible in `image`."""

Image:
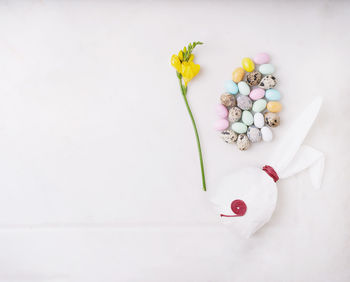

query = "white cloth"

[211,97,324,237]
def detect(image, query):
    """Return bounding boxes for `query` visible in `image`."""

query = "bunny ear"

[269,97,323,175]
[278,145,325,189]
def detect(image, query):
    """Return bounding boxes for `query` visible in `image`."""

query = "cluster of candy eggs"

[215,53,282,151]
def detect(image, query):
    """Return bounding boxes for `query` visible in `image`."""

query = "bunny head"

[211,98,324,238]
[212,166,277,238]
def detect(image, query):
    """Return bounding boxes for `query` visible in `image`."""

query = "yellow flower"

[171,51,195,74]
[171,54,182,73]
[178,51,183,61]
[181,61,200,86]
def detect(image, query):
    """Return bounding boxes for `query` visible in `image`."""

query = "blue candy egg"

[265,89,281,101]
[225,80,238,95]
[259,64,275,75]
[238,81,250,95]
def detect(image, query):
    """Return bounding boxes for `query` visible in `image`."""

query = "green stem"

[178,75,207,191]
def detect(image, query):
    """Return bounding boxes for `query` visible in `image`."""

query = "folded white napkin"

[211,97,324,238]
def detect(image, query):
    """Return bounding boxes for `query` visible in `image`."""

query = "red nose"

[220,199,247,217]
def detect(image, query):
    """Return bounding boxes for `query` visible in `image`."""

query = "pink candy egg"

[249,88,265,100]
[214,119,229,131]
[216,104,228,118]
[253,53,270,64]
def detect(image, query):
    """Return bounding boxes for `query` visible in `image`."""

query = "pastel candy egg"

[232,122,247,134]
[225,80,238,94]
[252,99,267,112]
[253,52,270,64]
[261,126,273,142]
[216,104,228,118]
[267,101,282,112]
[237,96,253,110]
[259,64,275,75]
[253,112,264,128]
[241,57,255,72]
[238,81,250,95]
[265,89,281,101]
[232,67,245,83]
[242,110,254,126]
[249,88,265,100]
[214,119,229,131]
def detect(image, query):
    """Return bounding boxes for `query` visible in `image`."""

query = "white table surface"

[0,1,349,281]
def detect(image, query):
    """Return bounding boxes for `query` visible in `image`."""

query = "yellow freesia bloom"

[181,61,200,86]
[171,54,182,73]
[171,51,195,74]
[178,51,183,61]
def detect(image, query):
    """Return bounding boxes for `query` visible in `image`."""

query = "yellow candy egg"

[232,67,245,83]
[267,101,282,113]
[242,57,255,72]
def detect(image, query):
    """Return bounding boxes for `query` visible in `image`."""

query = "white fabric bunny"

[211,97,324,238]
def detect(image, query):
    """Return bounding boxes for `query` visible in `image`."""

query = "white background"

[0,1,349,281]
